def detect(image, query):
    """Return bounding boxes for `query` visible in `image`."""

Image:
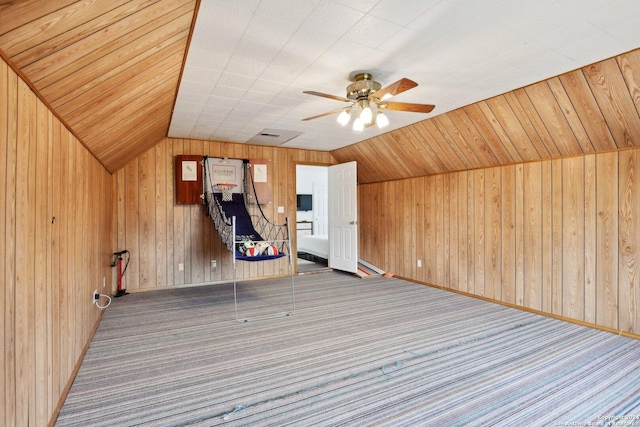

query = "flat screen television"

[297,194,312,211]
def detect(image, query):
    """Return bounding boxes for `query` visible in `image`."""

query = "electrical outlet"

[211,260,217,271]
[178,263,184,271]
[417,259,422,268]
[93,290,99,304]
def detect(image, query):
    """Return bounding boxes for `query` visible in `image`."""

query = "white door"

[313,182,328,235]
[328,161,358,273]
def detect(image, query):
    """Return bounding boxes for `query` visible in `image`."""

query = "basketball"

[255,241,270,255]
[245,247,259,256]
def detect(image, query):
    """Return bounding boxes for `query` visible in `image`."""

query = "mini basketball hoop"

[214,183,236,201]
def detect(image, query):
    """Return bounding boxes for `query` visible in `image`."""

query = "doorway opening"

[295,165,331,274]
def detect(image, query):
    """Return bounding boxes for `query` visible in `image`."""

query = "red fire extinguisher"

[111,250,130,297]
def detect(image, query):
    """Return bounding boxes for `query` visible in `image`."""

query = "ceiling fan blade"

[379,101,435,114]
[302,108,347,121]
[303,91,352,103]
[370,78,418,101]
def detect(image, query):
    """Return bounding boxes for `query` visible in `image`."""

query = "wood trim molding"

[165,0,201,138]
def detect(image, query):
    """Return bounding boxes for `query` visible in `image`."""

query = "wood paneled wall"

[1,58,112,426]
[359,150,640,335]
[113,138,334,290]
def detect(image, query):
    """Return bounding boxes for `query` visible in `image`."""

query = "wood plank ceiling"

[1,1,640,181]
[332,49,640,184]
[0,0,197,173]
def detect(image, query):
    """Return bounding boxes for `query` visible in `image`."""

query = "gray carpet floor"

[56,271,640,426]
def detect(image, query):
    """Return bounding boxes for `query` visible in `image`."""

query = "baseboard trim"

[48,309,105,427]
[120,273,292,294]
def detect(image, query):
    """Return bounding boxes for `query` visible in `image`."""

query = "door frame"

[293,161,333,274]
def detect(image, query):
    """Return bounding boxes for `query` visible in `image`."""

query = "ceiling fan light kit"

[303,73,435,131]
[340,99,384,130]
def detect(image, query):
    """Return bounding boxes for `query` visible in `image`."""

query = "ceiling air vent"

[247,129,302,146]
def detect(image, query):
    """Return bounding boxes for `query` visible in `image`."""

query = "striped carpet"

[56,272,640,426]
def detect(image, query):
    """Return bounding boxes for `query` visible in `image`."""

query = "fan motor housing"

[346,73,381,100]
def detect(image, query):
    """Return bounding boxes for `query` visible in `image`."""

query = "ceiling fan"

[302,73,435,131]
